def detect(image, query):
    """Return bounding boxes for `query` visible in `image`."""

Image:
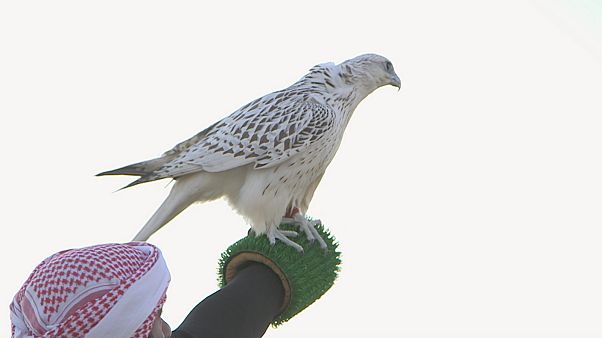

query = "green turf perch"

[218,222,341,326]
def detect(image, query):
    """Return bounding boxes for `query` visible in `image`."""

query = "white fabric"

[10,243,170,338]
[86,245,170,338]
[10,308,32,338]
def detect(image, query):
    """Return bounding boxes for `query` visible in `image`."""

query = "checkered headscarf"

[10,242,170,338]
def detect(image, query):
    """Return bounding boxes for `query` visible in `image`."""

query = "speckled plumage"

[99,54,400,249]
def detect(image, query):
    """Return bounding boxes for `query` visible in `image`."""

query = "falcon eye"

[385,61,393,72]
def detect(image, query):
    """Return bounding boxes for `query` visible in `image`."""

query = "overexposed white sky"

[1,1,601,337]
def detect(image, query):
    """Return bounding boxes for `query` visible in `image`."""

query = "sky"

[1,1,601,337]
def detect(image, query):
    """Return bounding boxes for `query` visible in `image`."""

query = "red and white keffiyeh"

[10,242,170,338]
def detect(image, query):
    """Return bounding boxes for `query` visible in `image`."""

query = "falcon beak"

[389,73,401,91]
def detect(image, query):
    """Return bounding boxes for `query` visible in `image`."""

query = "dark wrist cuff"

[224,251,291,314]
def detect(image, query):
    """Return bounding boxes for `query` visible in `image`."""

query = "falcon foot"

[267,227,304,253]
[281,215,328,250]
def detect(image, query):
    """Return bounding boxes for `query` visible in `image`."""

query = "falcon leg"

[281,214,327,250]
[266,227,304,253]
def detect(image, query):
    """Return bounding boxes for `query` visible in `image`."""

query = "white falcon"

[98,54,401,252]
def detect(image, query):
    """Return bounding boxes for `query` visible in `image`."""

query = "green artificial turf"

[218,222,342,326]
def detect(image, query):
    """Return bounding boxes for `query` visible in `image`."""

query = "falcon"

[98,54,401,252]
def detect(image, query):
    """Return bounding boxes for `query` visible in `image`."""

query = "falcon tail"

[97,157,168,177]
[97,157,172,190]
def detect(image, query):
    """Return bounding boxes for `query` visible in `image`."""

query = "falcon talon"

[278,230,299,238]
[288,214,328,249]
[267,227,304,253]
[279,217,296,226]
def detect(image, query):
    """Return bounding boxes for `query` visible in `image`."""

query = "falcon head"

[339,54,401,93]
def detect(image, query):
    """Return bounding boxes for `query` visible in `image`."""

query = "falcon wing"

[151,91,335,180]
